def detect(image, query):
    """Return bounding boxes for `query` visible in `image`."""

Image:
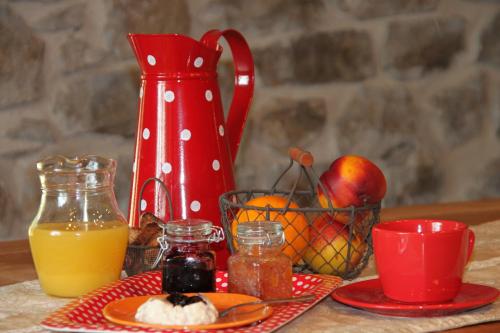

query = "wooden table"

[1,198,500,332]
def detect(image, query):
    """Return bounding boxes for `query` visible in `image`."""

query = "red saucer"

[331,279,499,317]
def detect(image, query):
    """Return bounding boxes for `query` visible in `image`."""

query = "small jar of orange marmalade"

[228,222,292,300]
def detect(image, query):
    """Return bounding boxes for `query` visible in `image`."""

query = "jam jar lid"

[153,218,225,268]
[164,219,224,243]
[236,221,284,246]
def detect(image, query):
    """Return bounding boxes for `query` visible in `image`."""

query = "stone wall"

[1,0,499,240]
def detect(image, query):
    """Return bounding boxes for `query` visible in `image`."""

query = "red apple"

[317,155,386,224]
[303,214,366,275]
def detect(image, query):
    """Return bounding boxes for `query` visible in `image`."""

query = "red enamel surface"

[127,30,254,269]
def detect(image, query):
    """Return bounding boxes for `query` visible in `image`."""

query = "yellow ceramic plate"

[103,293,273,330]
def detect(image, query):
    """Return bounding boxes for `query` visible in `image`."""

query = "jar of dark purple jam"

[159,219,224,293]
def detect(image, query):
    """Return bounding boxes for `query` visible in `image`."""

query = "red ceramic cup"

[372,219,475,303]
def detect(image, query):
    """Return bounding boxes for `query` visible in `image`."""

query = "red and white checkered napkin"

[41,271,342,333]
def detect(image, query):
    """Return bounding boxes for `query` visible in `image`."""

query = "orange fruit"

[231,195,309,264]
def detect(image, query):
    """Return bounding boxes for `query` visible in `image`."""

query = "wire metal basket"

[220,148,381,279]
[124,244,161,277]
[124,177,172,277]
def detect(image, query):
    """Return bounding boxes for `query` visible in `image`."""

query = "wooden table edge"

[1,198,499,333]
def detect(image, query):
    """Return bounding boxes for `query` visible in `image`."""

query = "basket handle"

[288,147,314,167]
[138,177,174,223]
[287,147,336,213]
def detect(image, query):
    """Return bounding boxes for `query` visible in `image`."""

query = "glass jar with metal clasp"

[227,221,293,300]
[155,219,225,293]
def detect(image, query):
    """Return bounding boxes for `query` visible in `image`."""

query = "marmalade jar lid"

[236,221,284,246]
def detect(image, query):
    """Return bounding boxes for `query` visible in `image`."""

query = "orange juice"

[29,221,128,297]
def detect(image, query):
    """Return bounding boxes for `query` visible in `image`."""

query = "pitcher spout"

[128,33,222,76]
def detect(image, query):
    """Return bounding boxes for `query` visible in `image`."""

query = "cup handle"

[466,229,475,263]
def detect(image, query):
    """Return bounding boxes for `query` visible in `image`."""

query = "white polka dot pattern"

[194,56,203,68]
[140,199,147,211]
[164,90,175,103]
[142,128,150,140]
[212,159,220,171]
[161,162,172,174]
[147,55,156,66]
[180,129,191,141]
[205,90,213,101]
[41,270,341,333]
[190,200,201,212]
[219,125,224,136]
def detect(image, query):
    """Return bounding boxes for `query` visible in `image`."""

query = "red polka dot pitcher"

[127,30,254,269]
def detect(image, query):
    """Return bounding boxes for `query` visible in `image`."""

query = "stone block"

[259,98,327,150]
[380,140,416,165]
[115,151,133,215]
[53,68,140,137]
[33,2,85,32]
[217,0,323,34]
[0,139,43,158]
[291,31,375,83]
[89,69,140,137]
[9,0,62,2]
[386,17,465,78]
[473,157,500,199]
[339,0,438,19]
[382,154,444,207]
[235,140,292,190]
[60,35,106,73]
[7,118,59,143]
[332,83,447,205]
[254,43,293,86]
[336,84,418,158]
[105,0,191,58]
[0,160,24,239]
[479,12,500,66]
[0,4,44,109]
[432,73,486,148]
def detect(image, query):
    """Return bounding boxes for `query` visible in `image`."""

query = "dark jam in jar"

[162,247,215,293]
[159,219,222,294]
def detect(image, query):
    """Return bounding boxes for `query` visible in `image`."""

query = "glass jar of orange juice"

[28,155,128,297]
[228,222,292,300]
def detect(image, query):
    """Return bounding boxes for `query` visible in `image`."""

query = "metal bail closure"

[152,231,169,269]
[209,226,225,243]
[137,177,174,270]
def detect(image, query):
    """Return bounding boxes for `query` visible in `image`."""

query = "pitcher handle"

[201,29,254,162]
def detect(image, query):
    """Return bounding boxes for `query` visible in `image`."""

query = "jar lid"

[153,219,225,267]
[236,221,284,246]
[165,219,213,237]
[163,219,224,243]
